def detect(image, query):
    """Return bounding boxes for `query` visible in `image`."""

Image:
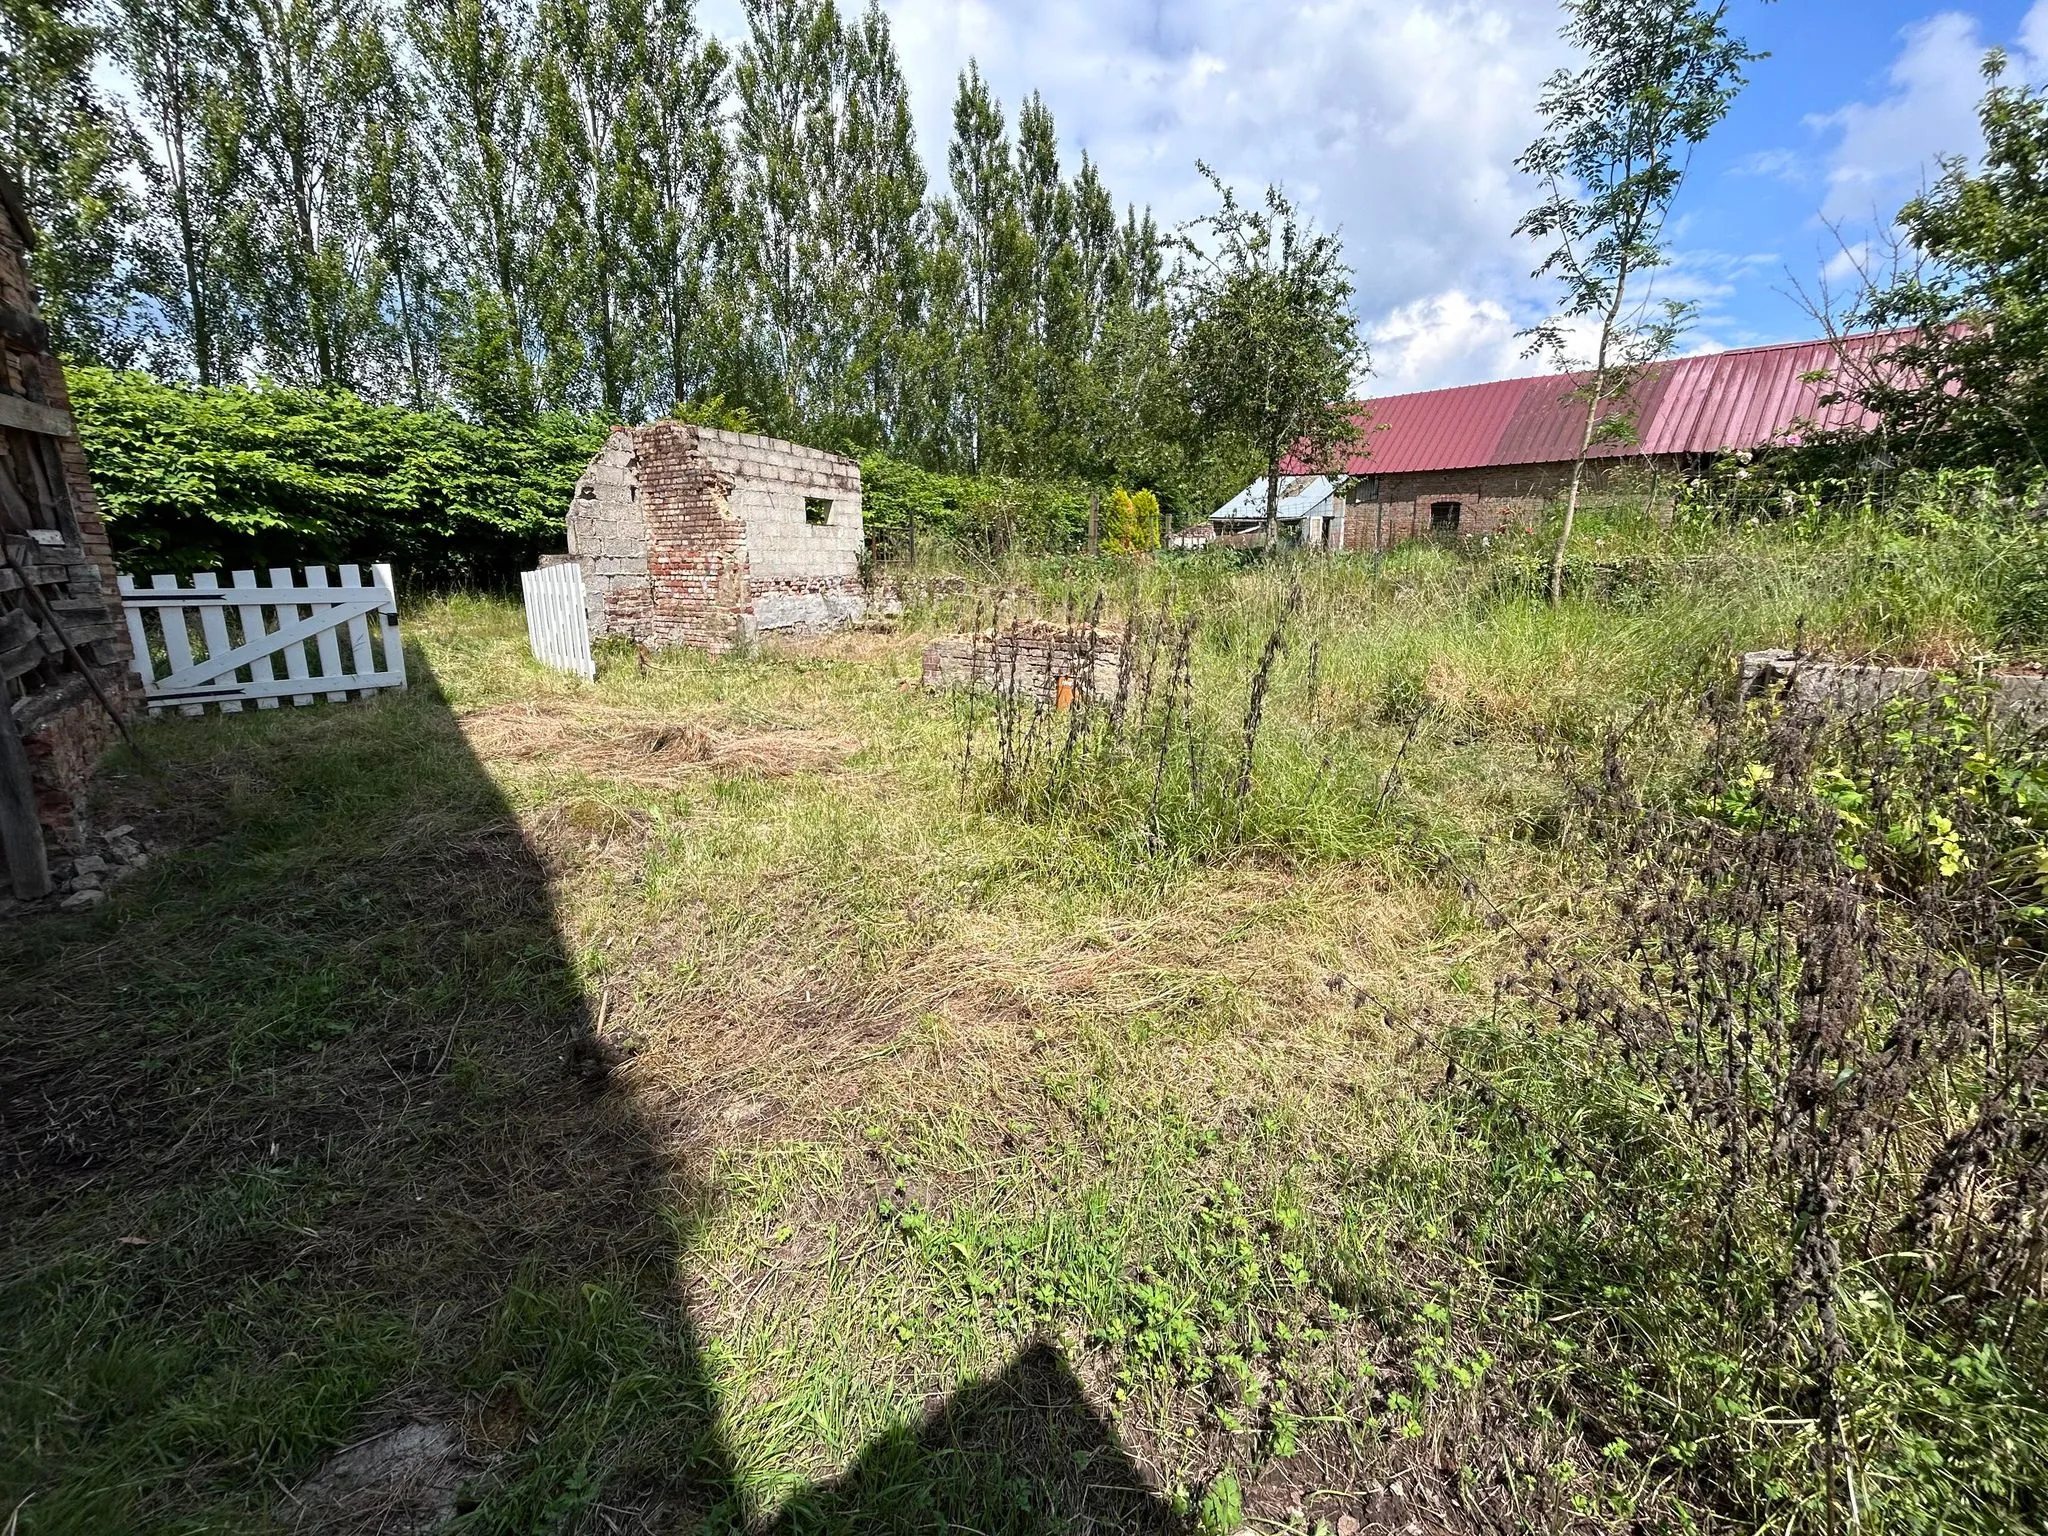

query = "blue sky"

[701,0,2048,394]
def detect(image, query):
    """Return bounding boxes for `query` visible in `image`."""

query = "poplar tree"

[112,0,242,382]
[1516,0,1754,602]
[619,0,726,415]
[218,0,387,387]
[532,0,648,414]
[408,0,541,421]
[831,1,924,446]
[0,0,149,362]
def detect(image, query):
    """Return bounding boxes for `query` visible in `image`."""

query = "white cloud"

[703,0,1570,391]
[1367,291,1528,391]
[1807,1,2048,223]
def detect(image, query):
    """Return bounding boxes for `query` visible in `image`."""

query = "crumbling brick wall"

[565,422,865,653]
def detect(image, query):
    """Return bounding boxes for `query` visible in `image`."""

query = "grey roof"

[1210,475,1335,525]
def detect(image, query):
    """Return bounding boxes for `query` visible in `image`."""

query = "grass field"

[6,497,2046,1534]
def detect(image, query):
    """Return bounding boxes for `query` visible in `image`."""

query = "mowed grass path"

[6,543,1836,1533]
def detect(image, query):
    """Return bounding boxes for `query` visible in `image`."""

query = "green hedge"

[858,453,1092,556]
[68,368,608,585]
[67,369,1096,584]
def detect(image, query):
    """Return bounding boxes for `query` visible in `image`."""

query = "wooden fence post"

[1088,493,1100,556]
[0,695,51,899]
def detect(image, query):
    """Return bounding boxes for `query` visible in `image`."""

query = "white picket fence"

[521,561,594,681]
[119,563,406,714]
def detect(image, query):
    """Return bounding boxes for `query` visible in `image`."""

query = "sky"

[701,0,2048,396]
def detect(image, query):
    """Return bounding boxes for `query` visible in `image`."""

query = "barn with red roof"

[1274,332,1893,552]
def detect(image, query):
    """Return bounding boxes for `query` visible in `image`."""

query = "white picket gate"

[521,561,594,681]
[119,563,406,714]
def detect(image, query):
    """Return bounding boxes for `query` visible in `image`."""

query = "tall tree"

[1844,53,2048,473]
[1174,167,1361,551]
[620,0,727,415]
[409,0,542,420]
[532,0,649,415]
[830,1,925,446]
[357,18,443,407]
[111,0,241,382]
[731,0,838,428]
[1516,0,1754,602]
[0,0,149,362]
[942,63,1033,471]
[218,0,387,387]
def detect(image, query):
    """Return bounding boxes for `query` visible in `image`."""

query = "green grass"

[4,500,2045,1533]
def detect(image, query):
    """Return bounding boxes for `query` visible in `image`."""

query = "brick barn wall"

[1342,458,1683,552]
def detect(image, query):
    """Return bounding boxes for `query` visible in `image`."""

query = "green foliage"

[69,366,607,582]
[1852,57,2048,473]
[857,451,1092,556]
[1100,487,1160,554]
[0,0,150,365]
[1173,168,1360,545]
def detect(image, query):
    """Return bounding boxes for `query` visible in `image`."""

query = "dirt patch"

[459,703,860,787]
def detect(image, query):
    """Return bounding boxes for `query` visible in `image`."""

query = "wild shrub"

[956,585,1411,863]
[1458,682,2048,1532]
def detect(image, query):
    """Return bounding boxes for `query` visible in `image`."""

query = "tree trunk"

[1264,461,1280,553]
[1548,282,1628,606]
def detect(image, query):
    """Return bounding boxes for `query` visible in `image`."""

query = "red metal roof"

[1296,332,1897,476]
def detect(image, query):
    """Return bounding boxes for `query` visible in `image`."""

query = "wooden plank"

[0,695,51,899]
[121,575,155,692]
[373,562,405,688]
[233,569,281,710]
[0,393,74,438]
[338,564,379,695]
[144,666,407,707]
[190,572,241,713]
[2,635,52,681]
[301,566,350,702]
[150,573,204,717]
[270,566,316,706]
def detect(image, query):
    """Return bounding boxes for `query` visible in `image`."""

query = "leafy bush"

[1451,683,2048,1533]
[859,453,1093,558]
[69,368,608,585]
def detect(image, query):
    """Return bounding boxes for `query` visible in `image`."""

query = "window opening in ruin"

[805,497,832,526]
[1431,501,1462,534]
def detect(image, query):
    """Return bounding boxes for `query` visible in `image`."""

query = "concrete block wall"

[563,422,866,654]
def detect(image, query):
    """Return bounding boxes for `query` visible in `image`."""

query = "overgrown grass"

[5,491,2046,1533]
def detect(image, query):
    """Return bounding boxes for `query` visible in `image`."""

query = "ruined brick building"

[565,422,866,653]
[0,168,139,902]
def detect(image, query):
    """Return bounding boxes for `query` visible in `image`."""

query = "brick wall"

[565,422,866,652]
[2,187,141,855]
[1341,458,1683,551]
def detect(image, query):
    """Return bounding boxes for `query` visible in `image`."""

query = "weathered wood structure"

[0,168,140,901]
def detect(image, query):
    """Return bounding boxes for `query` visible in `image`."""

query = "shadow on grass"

[0,661,1181,1532]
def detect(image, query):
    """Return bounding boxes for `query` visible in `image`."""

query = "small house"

[1207,475,1341,548]
[565,422,866,654]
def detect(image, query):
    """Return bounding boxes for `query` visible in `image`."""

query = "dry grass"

[458,700,862,788]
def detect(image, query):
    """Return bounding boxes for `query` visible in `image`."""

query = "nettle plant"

[1478,681,2048,1531]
